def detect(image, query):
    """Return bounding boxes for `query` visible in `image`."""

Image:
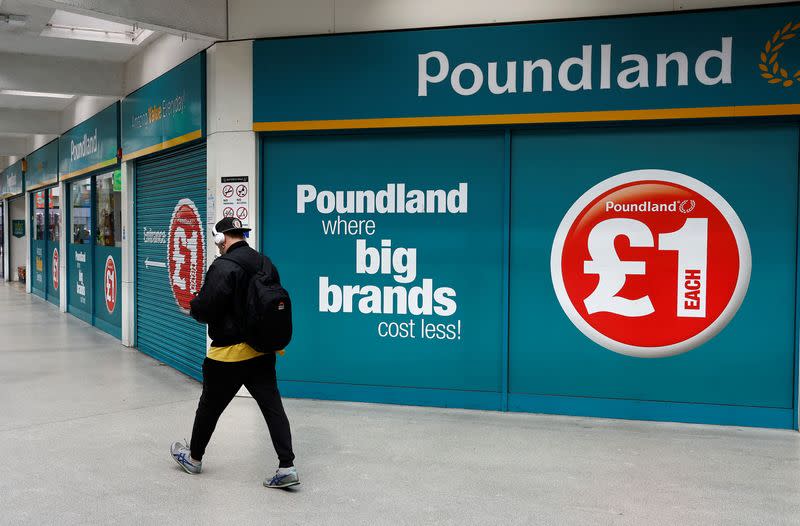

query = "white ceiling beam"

[0,136,32,156]
[0,52,124,96]
[0,108,61,135]
[28,0,226,40]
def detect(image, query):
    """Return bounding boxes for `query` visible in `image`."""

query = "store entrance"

[30,186,61,305]
[66,171,122,337]
[0,201,4,280]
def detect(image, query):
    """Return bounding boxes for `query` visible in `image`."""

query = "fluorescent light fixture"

[41,10,154,45]
[0,90,74,99]
[0,14,28,27]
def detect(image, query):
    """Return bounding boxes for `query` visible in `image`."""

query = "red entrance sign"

[104,256,117,314]
[167,199,205,313]
[52,248,59,290]
[551,170,751,358]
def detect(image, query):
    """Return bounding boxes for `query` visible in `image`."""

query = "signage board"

[121,53,205,161]
[254,5,800,131]
[59,103,119,181]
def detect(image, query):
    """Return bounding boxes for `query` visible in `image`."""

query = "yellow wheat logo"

[759,21,800,87]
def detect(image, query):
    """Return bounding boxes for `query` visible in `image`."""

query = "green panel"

[254,4,800,125]
[27,140,59,190]
[59,103,119,180]
[0,160,23,198]
[67,244,92,321]
[122,53,205,161]
[45,240,60,306]
[67,178,92,320]
[31,240,46,298]
[262,132,506,394]
[509,125,798,410]
[135,142,207,380]
[93,245,121,338]
[30,190,46,298]
[12,220,25,238]
[45,187,61,306]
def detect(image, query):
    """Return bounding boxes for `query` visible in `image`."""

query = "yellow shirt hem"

[207,342,264,362]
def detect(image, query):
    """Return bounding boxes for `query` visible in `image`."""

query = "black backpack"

[224,254,293,352]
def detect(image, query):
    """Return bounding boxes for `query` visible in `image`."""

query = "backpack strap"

[219,253,255,277]
[220,252,273,281]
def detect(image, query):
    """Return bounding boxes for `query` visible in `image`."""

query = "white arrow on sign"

[144,258,167,269]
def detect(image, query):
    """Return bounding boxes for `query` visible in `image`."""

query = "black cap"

[214,216,251,234]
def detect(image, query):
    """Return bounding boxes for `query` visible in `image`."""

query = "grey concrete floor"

[1,281,799,526]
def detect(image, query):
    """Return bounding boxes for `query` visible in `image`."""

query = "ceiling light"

[0,90,74,99]
[0,14,28,27]
[41,10,154,45]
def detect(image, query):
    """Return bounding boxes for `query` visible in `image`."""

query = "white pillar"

[206,40,257,256]
[206,40,257,397]
[121,161,135,347]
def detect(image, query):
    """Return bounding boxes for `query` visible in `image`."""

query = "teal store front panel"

[93,172,122,338]
[135,143,207,380]
[30,187,60,304]
[61,101,123,338]
[94,245,121,338]
[30,190,46,299]
[67,178,93,323]
[509,125,799,428]
[66,175,122,337]
[45,186,62,306]
[262,131,506,409]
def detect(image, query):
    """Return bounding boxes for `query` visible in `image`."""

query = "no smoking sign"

[551,170,751,358]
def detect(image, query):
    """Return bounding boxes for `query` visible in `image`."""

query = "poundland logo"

[71,129,98,162]
[605,200,696,213]
[418,38,732,96]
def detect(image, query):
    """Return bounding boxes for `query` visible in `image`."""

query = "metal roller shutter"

[136,143,207,380]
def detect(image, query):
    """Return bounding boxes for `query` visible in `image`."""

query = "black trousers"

[190,353,295,467]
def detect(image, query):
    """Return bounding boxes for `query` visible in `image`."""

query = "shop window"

[71,178,92,244]
[48,187,61,242]
[96,172,121,247]
[33,190,45,240]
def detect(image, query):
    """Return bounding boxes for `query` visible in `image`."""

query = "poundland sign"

[121,53,205,162]
[253,4,800,130]
[417,39,732,96]
[59,103,119,181]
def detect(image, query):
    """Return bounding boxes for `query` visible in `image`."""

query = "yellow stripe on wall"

[121,129,203,162]
[253,104,800,132]
[61,158,118,181]
[26,179,59,192]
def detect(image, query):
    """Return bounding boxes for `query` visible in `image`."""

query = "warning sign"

[219,176,250,228]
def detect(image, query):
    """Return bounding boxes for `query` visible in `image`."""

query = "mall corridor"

[0,281,798,525]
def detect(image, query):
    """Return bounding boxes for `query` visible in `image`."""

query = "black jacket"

[189,241,280,348]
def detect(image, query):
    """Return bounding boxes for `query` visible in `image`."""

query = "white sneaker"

[264,466,300,488]
[170,441,202,474]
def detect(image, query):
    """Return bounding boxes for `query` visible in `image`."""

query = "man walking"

[170,217,299,489]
